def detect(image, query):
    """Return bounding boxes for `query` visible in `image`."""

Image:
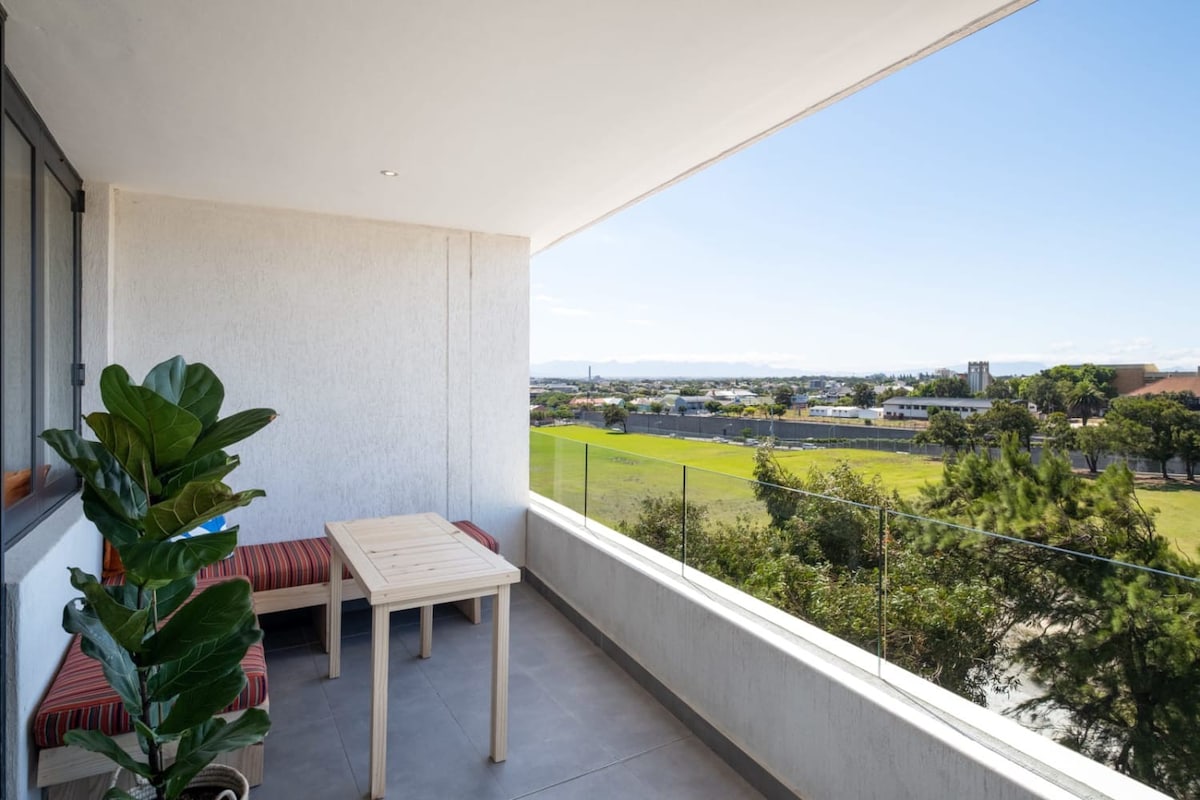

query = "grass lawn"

[1135,481,1200,559]
[530,425,945,534]
[530,425,1200,558]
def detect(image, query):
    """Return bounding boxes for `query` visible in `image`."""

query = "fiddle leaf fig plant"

[41,356,276,800]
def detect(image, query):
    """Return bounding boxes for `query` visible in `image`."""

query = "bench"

[196,520,500,644]
[34,578,268,800]
[34,520,499,797]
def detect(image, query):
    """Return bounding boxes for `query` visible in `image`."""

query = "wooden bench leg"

[453,597,483,624]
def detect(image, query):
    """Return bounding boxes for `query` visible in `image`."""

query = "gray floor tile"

[516,762,662,800]
[254,722,360,800]
[257,585,763,800]
[623,737,762,800]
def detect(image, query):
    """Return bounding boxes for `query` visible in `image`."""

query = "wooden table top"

[324,512,519,606]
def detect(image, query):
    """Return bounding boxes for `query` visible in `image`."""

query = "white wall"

[526,498,1168,800]
[110,191,530,562]
[1,184,113,800]
[3,187,530,800]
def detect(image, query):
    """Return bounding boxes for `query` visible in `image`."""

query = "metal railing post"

[583,443,589,526]
[681,465,688,570]
[877,506,886,675]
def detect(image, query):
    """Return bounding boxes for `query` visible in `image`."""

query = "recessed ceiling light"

[380,170,399,177]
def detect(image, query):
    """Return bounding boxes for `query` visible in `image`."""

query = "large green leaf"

[154,575,198,620]
[81,486,142,548]
[144,484,264,542]
[179,363,224,432]
[188,408,276,462]
[165,709,270,799]
[148,627,260,703]
[141,356,186,404]
[100,365,203,469]
[142,579,255,666]
[159,452,239,501]
[69,568,150,654]
[120,529,239,587]
[63,600,141,717]
[85,412,160,496]
[62,729,153,780]
[42,429,146,521]
[156,667,247,736]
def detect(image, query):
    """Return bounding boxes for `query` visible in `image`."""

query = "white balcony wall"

[108,190,530,561]
[526,497,1168,800]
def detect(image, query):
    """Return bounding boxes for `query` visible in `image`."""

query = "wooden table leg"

[489,585,510,762]
[370,604,390,799]
[328,549,342,677]
[419,605,433,659]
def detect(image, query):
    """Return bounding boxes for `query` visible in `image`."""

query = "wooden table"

[325,512,520,799]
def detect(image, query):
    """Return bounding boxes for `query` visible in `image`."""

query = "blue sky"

[530,1,1200,375]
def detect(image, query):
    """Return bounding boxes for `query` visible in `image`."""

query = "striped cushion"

[35,578,267,749]
[199,537,350,592]
[452,520,500,554]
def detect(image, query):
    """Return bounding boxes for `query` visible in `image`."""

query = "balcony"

[255,585,761,800]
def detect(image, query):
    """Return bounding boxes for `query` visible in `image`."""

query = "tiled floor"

[255,582,763,799]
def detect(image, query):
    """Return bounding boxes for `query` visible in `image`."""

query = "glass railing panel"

[684,464,885,672]
[584,441,685,570]
[529,430,586,515]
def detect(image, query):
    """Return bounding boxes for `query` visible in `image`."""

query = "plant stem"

[137,585,166,800]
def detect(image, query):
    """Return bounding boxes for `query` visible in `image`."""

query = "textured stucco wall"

[110,192,530,562]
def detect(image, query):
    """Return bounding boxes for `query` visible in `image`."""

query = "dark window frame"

[1,54,85,550]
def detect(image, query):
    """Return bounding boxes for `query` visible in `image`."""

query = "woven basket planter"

[113,764,249,800]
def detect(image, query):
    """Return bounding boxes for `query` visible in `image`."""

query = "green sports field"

[530,425,1200,558]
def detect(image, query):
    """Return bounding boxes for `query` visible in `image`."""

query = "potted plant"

[41,356,276,800]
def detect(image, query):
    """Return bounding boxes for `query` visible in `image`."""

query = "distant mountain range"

[529,359,1050,380]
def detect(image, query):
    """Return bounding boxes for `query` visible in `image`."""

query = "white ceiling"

[5,1,1031,252]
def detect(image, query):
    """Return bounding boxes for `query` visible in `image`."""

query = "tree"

[914,408,972,455]
[1068,380,1106,426]
[913,376,971,398]
[851,383,876,408]
[773,388,795,408]
[649,401,664,414]
[1074,424,1114,474]
[1175,412,1200,481]
[984,379,1016,400]
[970,400,1038,450]
[704,400,723,415]
[1106,396,1191,479]
[725,403,744,416]
[768,403,788,418]
[877,386,909,404]
[602,404,628,432]
[618,495,706,559]
[1040,412,1075,454]
[1020,373,1069,415]
[749,443,1010,702]
[919,440,1200,796]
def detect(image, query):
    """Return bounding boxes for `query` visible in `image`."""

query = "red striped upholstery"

[35,577,267,749]
[199,537,350,592]
[452,520,500,554]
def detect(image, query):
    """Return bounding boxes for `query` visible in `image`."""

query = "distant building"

[809,405,864,419]
[882,397,992,420]
[967,361,992,394]
[672,395,708,414]
[1124,368,1200,408]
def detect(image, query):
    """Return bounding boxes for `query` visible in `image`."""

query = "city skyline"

[530,1,1200,375]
